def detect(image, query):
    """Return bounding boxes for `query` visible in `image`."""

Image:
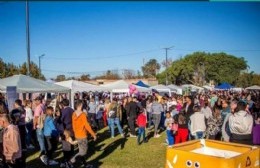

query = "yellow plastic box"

[165,139,259,168]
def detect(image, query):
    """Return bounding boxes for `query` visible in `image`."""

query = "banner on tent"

[6,86,18,112]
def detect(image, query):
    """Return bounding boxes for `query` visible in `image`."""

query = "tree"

[56,75,66,82]
[19,62,45,80]
[142,59,160,78]
[122,69,136,79]
[79,74,90,81]
[157,52,248,86]
[161,58,173,68]
[95,70,121,80]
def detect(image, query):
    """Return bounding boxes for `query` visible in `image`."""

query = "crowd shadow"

[87,137,128,168]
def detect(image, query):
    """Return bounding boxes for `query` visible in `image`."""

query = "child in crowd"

[96,106,104,129]
[164,112,174,147]
[43,106,59,166]
[60,129,78,168]
[136,109,147,145]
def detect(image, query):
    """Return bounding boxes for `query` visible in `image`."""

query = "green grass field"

[26,127,167,168]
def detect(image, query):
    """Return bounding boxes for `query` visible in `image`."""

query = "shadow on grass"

[87,137,128,168]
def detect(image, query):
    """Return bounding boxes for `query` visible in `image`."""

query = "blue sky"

[0,2,260,79]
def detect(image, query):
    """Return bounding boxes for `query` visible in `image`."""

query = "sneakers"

[48,159,59,166]
[60,162,66,168]
[40,155,48,165]
[27,144,35,149]
[121,133,125,138]
[129,134,137,138]
[154,134,161,138]
[85,164,93,168]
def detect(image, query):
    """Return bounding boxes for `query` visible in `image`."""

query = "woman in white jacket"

[228,101,253,145]
[189,105,206,139]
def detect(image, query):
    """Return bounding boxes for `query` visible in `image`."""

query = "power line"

[45,48,161,60]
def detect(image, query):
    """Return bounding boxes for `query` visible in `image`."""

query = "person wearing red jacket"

[136,109,147,145]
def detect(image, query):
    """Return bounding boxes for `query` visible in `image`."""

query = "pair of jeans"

[36,128,46,155]
[45,136,58,160]
[147,113,153,128]
[166,130,174,145]
[152,114,161,135]
[195,131,205,139]
[137,127,146,143]
[108,118,123,137]
[25,122,33,147]
[128,116,136,135]
[87,113,98,129]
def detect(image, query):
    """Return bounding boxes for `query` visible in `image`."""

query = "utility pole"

[26,0,31,76]
[163,46,174,85]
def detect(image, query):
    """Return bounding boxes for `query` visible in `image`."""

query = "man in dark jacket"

[61,99,74,136]
[126,97,139,137]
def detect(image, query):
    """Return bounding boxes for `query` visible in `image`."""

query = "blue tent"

[135,80,150,88]
[215,82,233,90]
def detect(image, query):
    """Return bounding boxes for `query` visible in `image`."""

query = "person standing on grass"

[0,114,22,168]
[10,99,26,167]
[71,100,97,168]
[33,96,47,164]
[24,100,34,149]
[189,105,206,139]
[164,112,174,147]
[60,129,78,168]
[126,97,138,137]
[136,108,147,145]
[151,97,163,138]
[174,110,189,144]
[87,98,98,130]
[43,106,59,166]
[108,98,124,138]
[229,101,253,145]
[61,99,74,137]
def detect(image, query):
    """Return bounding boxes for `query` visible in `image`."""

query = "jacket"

[151,102,163,115]
[72,111,95,139]
[3,124,22,160]
[61,106,74,135]
[126,101,138,118]
[43,116,58,137]
[136,113,147,127]
[229,110,253,135]
[190,112,206,136]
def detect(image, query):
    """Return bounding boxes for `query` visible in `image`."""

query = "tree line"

[1,52,259,87]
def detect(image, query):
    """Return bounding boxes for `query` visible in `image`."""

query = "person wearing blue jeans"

[36,128,46,156]
[109,117,124,138]
[137,127,146,145]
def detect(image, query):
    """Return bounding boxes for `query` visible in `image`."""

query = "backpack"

[109,106,117,118]
[38,113,46,129]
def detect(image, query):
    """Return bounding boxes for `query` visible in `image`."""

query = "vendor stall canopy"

[0,74,70,93]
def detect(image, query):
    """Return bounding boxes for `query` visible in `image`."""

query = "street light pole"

[38,54,45,73]
[163,46,174,85]
[25,0,31,76]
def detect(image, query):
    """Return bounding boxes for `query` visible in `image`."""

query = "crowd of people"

[0,89,259,168]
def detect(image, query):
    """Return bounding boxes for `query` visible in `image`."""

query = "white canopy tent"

[182,84,204,92]
[56,80,107,108]
[101,80,151,93]
[150,84,172,96]
[167,84,183,95]
[0,74,70,93]
[245,85,260,90]
[56,80,106,92]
